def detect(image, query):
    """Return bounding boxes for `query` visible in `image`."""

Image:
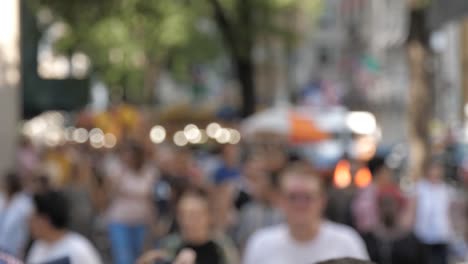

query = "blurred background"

[1,0,468,263]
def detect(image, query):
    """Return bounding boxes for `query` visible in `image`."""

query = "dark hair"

[317,258,375,264]
[179,188,210,203]
[34,175,51,193]
[5,172,21,195]
[368,156,386,175]
[33,191,69,229]
[177,187,212,211]
[123,142,145,171]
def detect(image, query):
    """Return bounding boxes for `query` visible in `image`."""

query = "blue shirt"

[213,164,240,185]
[0,193,33,257]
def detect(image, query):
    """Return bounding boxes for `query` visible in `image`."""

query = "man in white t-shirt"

[243,163,369,264]
[26,191,102,264]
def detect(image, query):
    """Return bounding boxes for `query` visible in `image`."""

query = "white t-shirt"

[26,233,102,264]
[106,164,156,224]
[414,180,454,244]
[243,221,369,264]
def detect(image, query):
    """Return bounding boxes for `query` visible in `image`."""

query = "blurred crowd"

[1,111,468,264]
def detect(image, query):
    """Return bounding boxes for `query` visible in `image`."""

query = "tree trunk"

[207,0,256,117]
[235,57,256,117]
[406,9,432,180]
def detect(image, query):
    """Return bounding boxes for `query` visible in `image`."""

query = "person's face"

[248,172,270,201]
[177,195,211,243]
[121,148,135,168]
[376,166,392,186]
[269,151,287,172]
[245,159,270,200]
[280,174,325,228]
[223,145,239,167]
[29,211,49,240]
[428,164,444,182]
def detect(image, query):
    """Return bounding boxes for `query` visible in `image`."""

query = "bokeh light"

[104,133,117,149]
[334,160,352,189]
[206,123,221,138]
[354,167,372,188]
[150,125,166,144]
[184,124,201,141]
[216,128,231,144]
[228,129,241,144]
[346,112,377,135]
[173,131,188,147]
[73,128,88,143]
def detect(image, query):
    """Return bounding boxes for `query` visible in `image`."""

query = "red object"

[334,160,352,189]
[290,112,330,143]
[377,185,406,209]
[355,167,373,188]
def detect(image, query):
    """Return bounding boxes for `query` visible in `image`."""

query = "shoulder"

[246,224,287,248]
[240,202,260,215]
[66,233,101,261]
[214,234,240,264]
[16,193,33,212]
[321,222,367,249]
[243,225,287,264]
[323,221,361,239]
[321,221,369,259]
[27,241,47,263]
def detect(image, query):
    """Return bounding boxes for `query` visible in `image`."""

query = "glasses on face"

[284,191,320,205]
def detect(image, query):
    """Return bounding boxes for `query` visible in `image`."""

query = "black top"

[177,241,223,264]
[363,232,427,264]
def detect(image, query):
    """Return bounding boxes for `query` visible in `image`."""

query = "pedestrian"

[235,156,282,250]
[362,186,427,264]
[413,160,455,264]
[0,172,33,258]
[352,156,397,233]
[243,162,369,264]
[26,190,102,264]
[106,142,157,264]
[63,161,94,239]
[211,145,242,236]
[137,188,239,264]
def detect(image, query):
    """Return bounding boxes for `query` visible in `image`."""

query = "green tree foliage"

[30,0,222,102]
[29,0,323,112]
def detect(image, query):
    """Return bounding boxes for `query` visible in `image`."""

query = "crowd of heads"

[1,122,466,264]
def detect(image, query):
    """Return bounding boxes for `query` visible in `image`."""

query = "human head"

[267,149,288,173]
[426,158,444,183]
[121,142,145,171]
[30,191,69,240]
[177,189,212,244]
[368,156,392,186]
[221,144,240,168]
[279,162,326,230]
[4,172,22,197]
[244,155,271,201]
[32,175,51,194]
[377,186,405,228]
